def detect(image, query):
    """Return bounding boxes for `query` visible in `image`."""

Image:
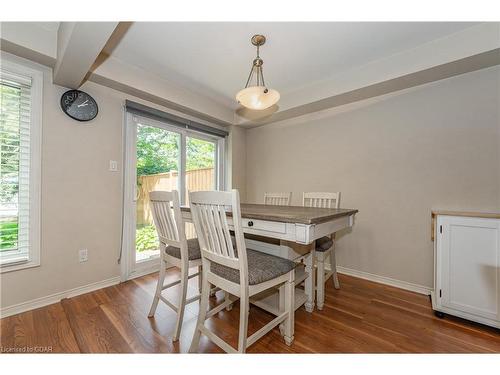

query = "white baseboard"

[0,276,121,319]
[336,266,432,296]
[125,264,160,281]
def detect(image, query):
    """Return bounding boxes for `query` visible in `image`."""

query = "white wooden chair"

[189,189,296,353]
[264,192,292,206]
[147,190,202,341]
[303,192,341,310]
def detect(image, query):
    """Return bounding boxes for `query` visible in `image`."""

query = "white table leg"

[304,248,315,312]
[278,240,315,313]
[316,251,325,310]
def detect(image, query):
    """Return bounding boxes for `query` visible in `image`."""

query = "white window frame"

[0,55,42,273]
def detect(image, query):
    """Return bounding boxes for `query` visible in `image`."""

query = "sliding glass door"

[135,123,180,262]
[122,112,225,280]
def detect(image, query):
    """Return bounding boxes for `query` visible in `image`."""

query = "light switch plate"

[79,249,88,263]
[109,160,118,172]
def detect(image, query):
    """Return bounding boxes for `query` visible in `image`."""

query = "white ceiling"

[107,22,480,108]
[34,22,60,32]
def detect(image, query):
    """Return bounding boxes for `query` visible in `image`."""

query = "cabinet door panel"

[441,217,499,320]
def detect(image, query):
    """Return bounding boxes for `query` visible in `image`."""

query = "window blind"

[0,70,32,265]
[125,100,229,138]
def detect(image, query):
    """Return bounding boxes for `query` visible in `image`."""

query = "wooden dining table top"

[181,203,358,225]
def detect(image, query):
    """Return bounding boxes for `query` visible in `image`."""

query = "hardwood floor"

[1,270,499,353]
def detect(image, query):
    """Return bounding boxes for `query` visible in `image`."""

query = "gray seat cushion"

[315,236,333,252]
[211,249,296,285]
[164,238,201,260]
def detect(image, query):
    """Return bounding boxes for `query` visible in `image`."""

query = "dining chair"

[303,192,341,310]
[264,192,292,206]
[147,190,202,341]
[189,189,296,353]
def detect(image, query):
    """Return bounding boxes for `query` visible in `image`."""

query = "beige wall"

[0,53,234,310]
[245,66,500,288]
[228,125,247,201]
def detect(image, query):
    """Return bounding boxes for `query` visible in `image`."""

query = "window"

[0,57,42,272]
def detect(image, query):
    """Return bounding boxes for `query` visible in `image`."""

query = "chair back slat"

[190,190,246,273]
[219,208,236,258]
[205,204,224,256]
[264,192,292,206]
[158,200,178,241]
[197,204,215,252]
[211,205,230,257]
[149,190,187,256]
[303,192,341,209]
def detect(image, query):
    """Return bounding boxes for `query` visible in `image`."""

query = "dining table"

[181,203,358,313]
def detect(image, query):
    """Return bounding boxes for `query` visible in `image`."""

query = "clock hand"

[77,100,89,107]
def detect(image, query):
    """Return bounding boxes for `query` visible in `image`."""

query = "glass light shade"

[236,86,280,110]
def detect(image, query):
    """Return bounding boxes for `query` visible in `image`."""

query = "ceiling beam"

[53,22,118,88]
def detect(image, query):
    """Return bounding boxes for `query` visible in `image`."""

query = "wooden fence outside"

[137,167,214,225]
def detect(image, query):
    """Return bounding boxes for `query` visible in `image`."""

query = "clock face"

[60,90,98,122]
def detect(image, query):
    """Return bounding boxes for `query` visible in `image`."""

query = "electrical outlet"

[109,160,118,172]
[79,248,88,263]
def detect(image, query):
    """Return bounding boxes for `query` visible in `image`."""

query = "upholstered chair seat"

[165,238,201,260]
[315,236,333,252]
[211,249,296,285]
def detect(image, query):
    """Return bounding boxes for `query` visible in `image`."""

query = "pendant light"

[236,34,280,110]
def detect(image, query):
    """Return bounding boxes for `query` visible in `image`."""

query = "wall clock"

[60,90,98,122]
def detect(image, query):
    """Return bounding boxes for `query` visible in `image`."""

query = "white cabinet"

[432,213,500,328]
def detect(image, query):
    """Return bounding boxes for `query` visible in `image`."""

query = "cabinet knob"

[248,221,254,227]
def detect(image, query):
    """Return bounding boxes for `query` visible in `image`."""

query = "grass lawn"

[0,219,18,251]
[136,224,159,252]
